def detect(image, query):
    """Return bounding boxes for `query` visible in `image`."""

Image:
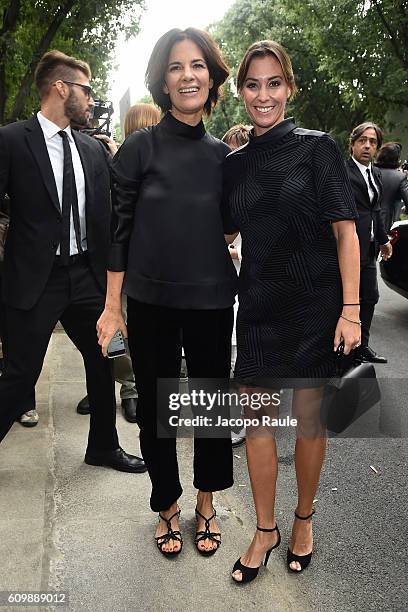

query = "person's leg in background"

[114,354,138,422]
[76,295,138,422]
[0,273,67,442]
[358,246,386,364]
[0,271,5,373]
[0,273,38,427]
[115,294,138,422]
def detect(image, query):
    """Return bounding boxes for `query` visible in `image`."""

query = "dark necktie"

[366,168,378,208]
[58,130,83,264]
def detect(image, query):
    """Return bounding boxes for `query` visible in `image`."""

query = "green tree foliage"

[0,0,145,124]
[288,0,408,119]
[206,0,408,149]
[136,93,155,105]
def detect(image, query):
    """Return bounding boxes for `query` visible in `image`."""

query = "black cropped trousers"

[127,298,234,512]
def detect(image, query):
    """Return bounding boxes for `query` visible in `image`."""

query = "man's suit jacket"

[345,158,388,265]
[373,165,408,232]
[0,115,112,310]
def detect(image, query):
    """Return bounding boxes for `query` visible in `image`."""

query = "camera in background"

[82,99,114,138]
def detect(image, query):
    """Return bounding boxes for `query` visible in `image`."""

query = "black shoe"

[358,346,387,364]
[232,433,246,447]
[287,509,315,573]
[232,524,281,584]
[84,447,147,473]
[122,397,138,423]
[77,395,90,415]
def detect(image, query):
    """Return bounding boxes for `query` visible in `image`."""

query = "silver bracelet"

[340,314,361,326]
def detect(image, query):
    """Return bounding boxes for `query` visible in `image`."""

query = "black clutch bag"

[321,342,381,434]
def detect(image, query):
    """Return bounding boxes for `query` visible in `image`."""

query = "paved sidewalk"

[0,331,307,612]
[1,292,407,612]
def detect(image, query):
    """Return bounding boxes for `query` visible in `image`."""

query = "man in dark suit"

[346,122,392,363]
[0,50,145,472]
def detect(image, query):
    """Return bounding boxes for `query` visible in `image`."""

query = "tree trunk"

[7,0,77,123]
[0,0,22,124]
[220,99,230,126]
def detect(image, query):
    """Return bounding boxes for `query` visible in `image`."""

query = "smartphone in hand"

[107,330,127,358]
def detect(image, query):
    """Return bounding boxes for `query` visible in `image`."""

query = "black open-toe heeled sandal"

[287,509,315,573]
[231,524,281,585]
[155,508,183,558]
[194,507,221,557]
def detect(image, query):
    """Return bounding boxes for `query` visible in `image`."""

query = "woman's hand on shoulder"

[96,307,127,357]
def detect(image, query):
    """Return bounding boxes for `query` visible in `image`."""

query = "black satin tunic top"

[108,112,237,309]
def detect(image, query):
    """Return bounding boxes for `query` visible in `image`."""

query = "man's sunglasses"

[62,80,93,99]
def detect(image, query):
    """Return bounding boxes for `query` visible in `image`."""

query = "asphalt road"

[229,272,407,612]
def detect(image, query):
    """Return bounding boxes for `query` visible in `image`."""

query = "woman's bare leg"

[232,387,280,581]
[289,386,326,571]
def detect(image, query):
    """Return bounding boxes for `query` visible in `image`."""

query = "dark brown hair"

[145,27,229,115]
[222,124,251,148]
[124,103,161,137]
[349,122,383,153]
[34,50,91,99]
[236,40,298,99]
[374,142,402,169]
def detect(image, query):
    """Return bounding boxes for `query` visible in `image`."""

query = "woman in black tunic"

[97,28,236,557]
[222,41,361,582]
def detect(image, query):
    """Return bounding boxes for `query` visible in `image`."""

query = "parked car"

[380,220,408,299]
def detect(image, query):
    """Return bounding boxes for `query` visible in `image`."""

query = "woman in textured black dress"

[222,41,361,582]
[97,28,237,557]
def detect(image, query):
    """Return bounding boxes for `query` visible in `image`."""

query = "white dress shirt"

[352,156,379,241]
[352,157,379,204]
[37,112,87,254]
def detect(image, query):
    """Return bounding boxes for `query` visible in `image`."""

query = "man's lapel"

[24,115,60,214]
[347,158,371,207]
[71,130,94,214]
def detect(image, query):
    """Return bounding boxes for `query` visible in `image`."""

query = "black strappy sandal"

[194,507,221,557]
[231,524,281,585]
[155,508,183,558]
[287,509,315,573]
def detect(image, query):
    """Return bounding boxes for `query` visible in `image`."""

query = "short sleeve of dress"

[313,134,358,223]
[221,155,239,234]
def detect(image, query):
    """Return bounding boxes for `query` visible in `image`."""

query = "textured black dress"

[222,118,358,387]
